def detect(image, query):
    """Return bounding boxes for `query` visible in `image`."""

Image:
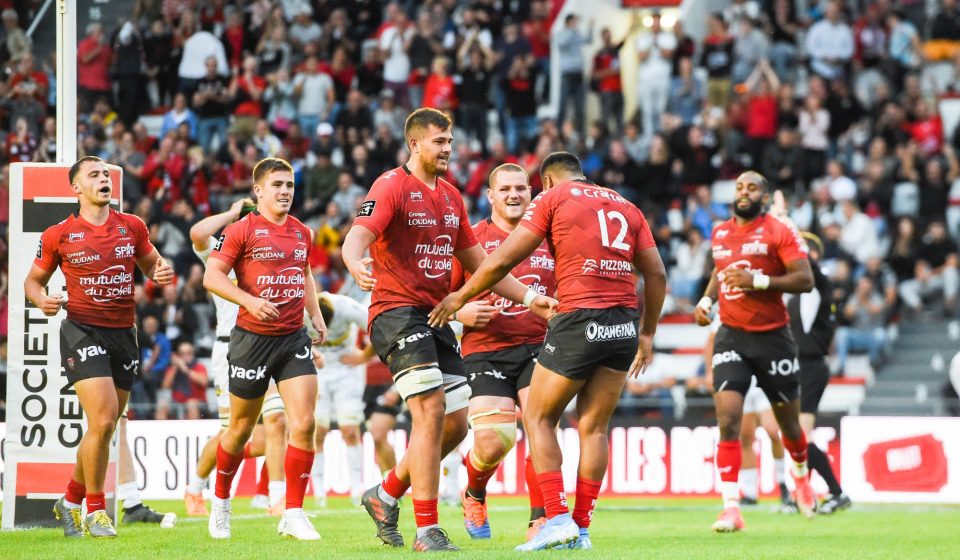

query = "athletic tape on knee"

[337,405,366,427]
[395,366,443,400]
[218,409,231,429]
[444,383,472,414]
[261,392,285,417]
[468,408,517,455]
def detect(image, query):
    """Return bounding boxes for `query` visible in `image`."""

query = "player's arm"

[342,225,377,291]
[136,248,175,285]
[303,264,328,344]
[342,341,377,365]
[190,198,251,251]
[722,258,813,294]
[628,247,668,377]
[203,256,280,322]
[24,264,64,316]
[694,267,719,327]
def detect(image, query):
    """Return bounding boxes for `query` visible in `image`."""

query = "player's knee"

[469,408,517,460]
[472,430,508,465]
[87,416,117,438]
[717,414,742,441]
[287,411,315,440]
[341,425,361,445]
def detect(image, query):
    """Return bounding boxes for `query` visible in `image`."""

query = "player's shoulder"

[712,218,736,236]
[114,209,148,230]
[42,214,74,237]
[372,166,409,189]
[284,214,310,232]
[471,218,490,235]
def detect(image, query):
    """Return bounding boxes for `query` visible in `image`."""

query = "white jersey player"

[310,291,370,506]
[183,200,288,516]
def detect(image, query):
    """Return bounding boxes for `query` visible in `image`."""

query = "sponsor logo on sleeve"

[214,234,225,252]
[36,239,42,259]
[357,200,376,217]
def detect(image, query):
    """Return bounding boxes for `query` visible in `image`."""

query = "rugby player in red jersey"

[430,152,667,551]
[342,108,556,552]
[203,158,327,541]
[692,171,818,532]
[26,156,174,538]
[450,163,556,541]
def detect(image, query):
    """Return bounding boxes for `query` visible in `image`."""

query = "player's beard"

[423,153,449,176]
[733,198,764,219]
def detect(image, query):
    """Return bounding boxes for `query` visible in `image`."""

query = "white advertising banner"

[841,416,960,503]
[3,163,122,528]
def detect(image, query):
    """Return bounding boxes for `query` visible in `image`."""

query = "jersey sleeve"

[336,294,370,326]
[774,217,809,264]
[210,220,244,269]
[352,174,400,238]
[34,225,62,272]
[192,236,217,265]
[131,215,156,257]
[633,209,656,253]
[454,195,478,250]
[519,190,553,237]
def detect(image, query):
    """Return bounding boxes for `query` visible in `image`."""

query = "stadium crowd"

[1,0,960,420]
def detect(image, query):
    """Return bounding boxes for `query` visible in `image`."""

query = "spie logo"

[582,258,598,274]
[115,244,135,259]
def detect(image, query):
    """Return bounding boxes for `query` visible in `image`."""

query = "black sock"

[529,507,546,524]
[807,442,843,496]
[466,488,486,503]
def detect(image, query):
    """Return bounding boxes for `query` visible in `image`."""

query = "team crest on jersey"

[357,200,376,217]
[295,230,303,240]
[69,232,85,242]
[715,229,729,239]
[117,227,127,236]
[570,188,582,196]
[66,357,75,370]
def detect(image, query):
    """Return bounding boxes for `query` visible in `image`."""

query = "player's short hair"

[68,156,105,185]
[488,163,528,188]
[540,151,582,177]
[252,157,294,184]
[404,108,451,142]
[318,296,335,325]
[737,170,770,191]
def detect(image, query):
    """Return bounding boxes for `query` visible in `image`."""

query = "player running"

[693,171,818,532]
[430,151,667,551]
[203,158,327,541]
[26,156,174,538]
[787,232,851,514]
[310,291,370,506]
[450,163,555,540]
[342,108,555,552]
[184,199,288,517]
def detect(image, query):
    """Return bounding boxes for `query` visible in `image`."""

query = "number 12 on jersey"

[597,209,631,250]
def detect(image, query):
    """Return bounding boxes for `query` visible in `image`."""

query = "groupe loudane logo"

[584,321,637,342]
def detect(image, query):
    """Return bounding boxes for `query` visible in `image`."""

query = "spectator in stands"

[835,276,888,373]
[178,18,228,96]
[592,26,630,136]
[555,14,592,136]
[156,341,208,420]
[379,4,413,106]
[331,171,365,225]
[421,56,457,114]
[1,9,30,65]
[143,18,175,108]
[303,145,340,216]
[193,56,232,152]
[804,0,854,80]
[160,92,198,140]
[635,11,676,138]
[624,357,676,418]
[885,10,921,91]
[77,23,113,114]
[819,159,857,202]
[763,0,800,81]
[799,92,830,189]
[838,199,882,265]
[289,7,321,61]
[256,20,291,78]
[503,55,538,154]
[701,13,734,109]
[407,10,442,111]
[732,17,769,84]
[924,0,960,62]
[456,38,494,155]
[5,116,37,164]
[762,126,801,193]
[135,315,171,418]
[669,57,705,126]
[264,67,297,134]
[292,54,335,138]
[229,54,267,121]
[670,227,709,311]
[900,221,959,316]
[741,60,780,168]
[601,140,641,201]
[251,118,282,157]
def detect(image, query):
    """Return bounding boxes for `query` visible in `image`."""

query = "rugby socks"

[65,478,85,509]
[781,434,810,478]
[214,443,243,500]
[465,450,497,501]
[716,440,742,509]
[311,452,325,497]
[773,458,786,485]
[572,477,602,529]
[739,468,759,501]
[284,444,314,510]
[243,441,255,458]
[86,492,106,513]
[346,444,363,493]
[537,471,569,518]
[413,498,439,536]
[268,481,286,508]
[118,481,142,509]
[378,468,409,506]
[255,462,270,497]
[525,456,545,521]
[807,442,843,496]
[187,473,207,495]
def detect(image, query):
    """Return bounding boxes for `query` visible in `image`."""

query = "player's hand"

[347,257,376,291]
[245,297,280,322]
[629,334,654,378]
[38,292,66,316]
[309,313,327,345]
[340,351,369,366]
[455,299,500,328]
[153,256,175,285]
[229,197,255,218]
[693,303,712,326]
[380,389,400,407]
[720,268,755,290]
[312,349,325,369]
[428,291,467,328]
[528,295,559,321]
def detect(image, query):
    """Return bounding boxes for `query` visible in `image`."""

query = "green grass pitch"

[2,497,958,559]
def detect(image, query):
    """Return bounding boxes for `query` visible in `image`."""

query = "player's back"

[520,180,655,313]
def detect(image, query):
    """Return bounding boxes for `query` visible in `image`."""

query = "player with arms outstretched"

[693,171,818,532]
[450,163,555,541]
[203,158,327,541]
[26,156,174,538]
[430,152,667,551]
[342,108,555,552]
